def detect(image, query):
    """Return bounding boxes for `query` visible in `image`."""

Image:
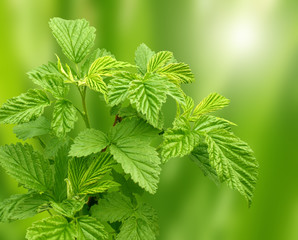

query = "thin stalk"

[77,85,91,128]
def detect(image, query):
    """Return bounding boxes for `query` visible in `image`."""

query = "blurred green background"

[0,0,297,239]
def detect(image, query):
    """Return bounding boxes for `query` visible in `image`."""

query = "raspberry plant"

[0,18,258,240]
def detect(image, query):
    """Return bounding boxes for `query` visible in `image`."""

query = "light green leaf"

[13,116,51,140]
[0,193,48,223]
[29,71,69,98]
[161,117,199,162]
[193,115,233,133]
[27,62,61,79]
[191,143,220,185]
[157,62,194,84]
[192,92,230,117]
[205,129,258,204]
[135,43,155,75]
[107,72,136,106]
[84,75,107,98]
[110,138,161,194]
[147,51,173,73]
[129,74,168,128]
[76,216,108,240]
[69,129,109,157]
[49,18,96,63]
[67,153,116,196]
[88,56,133,77]
[26,216,77,240]
[52,99,78,136]
[165,81,186,105]
[0,143,53,192]
[81,48,114,76]
[91,192,134,223]
[0,89,50,124]
[51,199,85,218]
[117,217,155,240]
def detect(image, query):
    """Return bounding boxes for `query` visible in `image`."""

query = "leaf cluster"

[0,18,258,240]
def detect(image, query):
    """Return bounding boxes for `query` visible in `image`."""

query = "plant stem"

[78,86,91,128]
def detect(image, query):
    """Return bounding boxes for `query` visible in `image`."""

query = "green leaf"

[157,62,194,84]
[0,89,50,124]
[0,193,48,223]
[52,144,70,202]
[204,129,258,204]
[67,153,116,196]
[193,115,233,133]
[192,93,230,117]
[28,63,69,98]
[0,143,53,192]
[84,75,107,98]
[107,72,136,106]
[117,217,155,240]
[91,192,134,223]
[161,117,199,162]
[13,116,51,140]
[109,119,161,193]
[191,143,220,185]
[109,117,158,142]
[135,43,155,75]
[51,99,78,136]
[88,56,133,77]
[51,199,85,218]
[110,138,161,194]
[147,51,173,73]
[81,48,114,76]
[129,74,168,128]
[27,62,61,79]
[164,81,186,105]
[137,204,159,236]
[26,216,77,240]
[49,18,96,63]
[69,129,109,157]
[76,216,108,240]
[44,136,70,159]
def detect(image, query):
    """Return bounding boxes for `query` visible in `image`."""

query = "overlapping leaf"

[192,92,230,117]
[13,116,51,140]
[76,216,108,240]
[26,216,76,240]
[52,99,78,136]
[49,18,96,63]
[205,129,258,204]
[129,74,168,128]
[109,119,161,194]
[51,199,85,218]
[28,63,69,98]
[0,89,50,124]
[117,217,155,240]
[147,51,173,73]
[67,153,116,196]
[91,192,134,222]
[191,143,220,185]
[107,72,136,106]
[161,117,199,162]
[0,143,53,192]
[0,193,48,223]
[69,128,109,157]
[135,43,155,75]
[157,62,194,84]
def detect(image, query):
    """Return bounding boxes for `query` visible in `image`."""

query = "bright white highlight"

[226,20,259,54]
